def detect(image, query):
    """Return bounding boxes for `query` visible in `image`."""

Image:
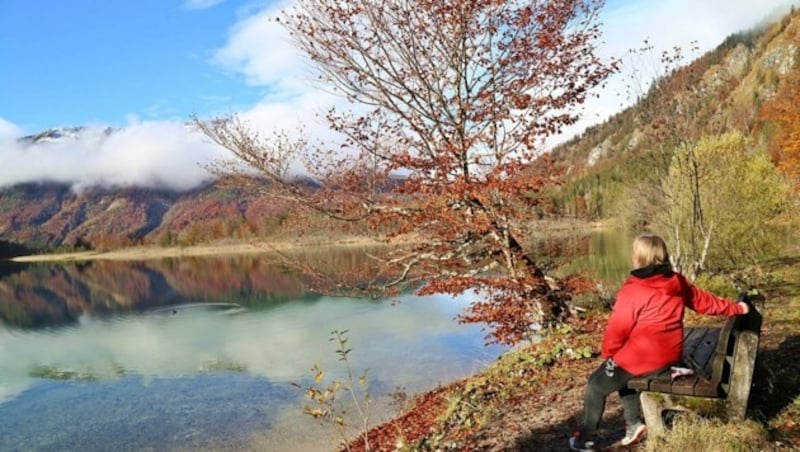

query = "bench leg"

[640,392,666,436]
[727,330,759,421]
[640,393,728,435]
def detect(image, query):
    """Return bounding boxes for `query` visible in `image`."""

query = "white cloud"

[211,1,350,168]
[4,1,794,192]
[182,0,226,10]
[601,0,793,58]
[0,117,24,140]
[0,121,226,191]
[213,2,305,91]
[214,0,797,155]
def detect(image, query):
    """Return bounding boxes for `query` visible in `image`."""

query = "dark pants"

[579,359,643,439]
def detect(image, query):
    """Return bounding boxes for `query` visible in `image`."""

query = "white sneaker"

[621,422,647,446]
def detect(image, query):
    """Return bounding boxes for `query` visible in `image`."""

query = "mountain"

[2,8,799,251]
[547,7,800,218]
[0,178,306,250]
[0,119,348,251]
[18,126,117,145]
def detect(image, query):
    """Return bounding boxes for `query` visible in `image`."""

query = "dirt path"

[468,359,627,451]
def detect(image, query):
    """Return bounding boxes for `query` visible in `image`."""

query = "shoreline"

[8,219,608,264]
[8,236,390,263]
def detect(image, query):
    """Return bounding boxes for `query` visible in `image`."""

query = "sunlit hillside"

[549,7,800,220]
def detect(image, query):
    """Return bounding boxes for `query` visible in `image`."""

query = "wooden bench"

[627,292,764,435]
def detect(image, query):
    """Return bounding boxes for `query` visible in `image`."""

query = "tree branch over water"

[199,0,617,345]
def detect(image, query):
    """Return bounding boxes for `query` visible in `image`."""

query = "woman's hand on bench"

[737,301,750,315]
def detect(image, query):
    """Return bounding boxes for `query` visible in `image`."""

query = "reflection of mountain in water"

[0,250,385,329]
[0,234,614,330]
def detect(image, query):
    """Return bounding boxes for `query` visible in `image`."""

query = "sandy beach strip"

[9,237,390,263]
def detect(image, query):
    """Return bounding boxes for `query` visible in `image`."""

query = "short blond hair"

[632,234,670,269]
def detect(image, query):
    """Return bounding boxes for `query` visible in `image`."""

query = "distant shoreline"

[9,219,607,263]
[9,237,390,263]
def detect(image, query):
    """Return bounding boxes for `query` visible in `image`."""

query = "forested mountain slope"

[548,8,800,222]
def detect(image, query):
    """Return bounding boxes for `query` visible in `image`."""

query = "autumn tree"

[200,0,616,345]
[656,131,789,280]
[761,68,800,196]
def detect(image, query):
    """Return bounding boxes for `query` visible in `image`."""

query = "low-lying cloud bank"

[0,118,23,141]
[0,121,225,192]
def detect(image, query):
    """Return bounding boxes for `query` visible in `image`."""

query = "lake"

[0,230,632,451]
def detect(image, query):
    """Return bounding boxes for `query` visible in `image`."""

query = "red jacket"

[601,266,745,376]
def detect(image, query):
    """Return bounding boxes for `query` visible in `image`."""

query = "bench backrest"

[713,296,763,389]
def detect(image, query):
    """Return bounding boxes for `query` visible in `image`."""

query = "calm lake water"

[0,230,632,451]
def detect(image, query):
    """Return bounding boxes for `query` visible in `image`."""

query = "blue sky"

[0,0,265,132]
[1,0,793,135]
[0,0,795,189]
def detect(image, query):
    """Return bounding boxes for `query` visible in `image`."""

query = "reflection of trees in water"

[0,262,27,279]
[529,234,592,263]
[264,245,403,295]
[0,248,394,329]
[552,230,633,289]
[1,262,171,328]
[0,236,630,330]
[154,256,303,300]
[158,247,394,298]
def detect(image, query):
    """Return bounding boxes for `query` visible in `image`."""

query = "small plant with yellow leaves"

[295,329,372,452]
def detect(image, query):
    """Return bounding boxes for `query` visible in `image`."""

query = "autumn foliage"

[202,0,616,344]
[761,69,800,192]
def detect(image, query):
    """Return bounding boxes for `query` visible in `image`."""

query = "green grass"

[643,413,771,452]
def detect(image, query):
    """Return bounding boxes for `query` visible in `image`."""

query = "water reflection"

[0,252,361,329]
[0,262,26,279]
[0,231,634,451]
[556,228,634,286]
[0,293,500,450]
[0,292,495,394]
[0,251,506,451]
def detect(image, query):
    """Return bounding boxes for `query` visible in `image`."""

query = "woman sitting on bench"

[569,234,750,451]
